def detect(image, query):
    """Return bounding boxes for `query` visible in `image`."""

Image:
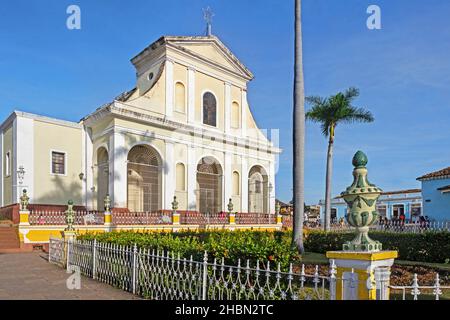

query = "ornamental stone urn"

[341,151,382,252]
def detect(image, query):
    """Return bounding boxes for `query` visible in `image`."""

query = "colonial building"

[0,35,281,215]
[417,167,450,221]
[319,189,423,222]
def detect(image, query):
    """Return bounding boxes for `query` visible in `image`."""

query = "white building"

[0,35,281,214]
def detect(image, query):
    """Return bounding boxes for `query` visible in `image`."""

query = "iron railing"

[29,211,104,225]
[387,274,450,300]
[49,237,353,300]
[112,211,172,225]
[235,213,276,225]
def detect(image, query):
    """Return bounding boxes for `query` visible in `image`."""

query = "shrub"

[79,230,301,271]
[304,230,450,263]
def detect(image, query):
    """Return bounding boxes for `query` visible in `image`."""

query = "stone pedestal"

[19,210,30,226]
[326,251,398,300]
[104,211,112,232]
[62,230,77,242]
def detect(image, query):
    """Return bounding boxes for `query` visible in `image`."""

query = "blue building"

[319,189,422,223]
[417,167,450,221]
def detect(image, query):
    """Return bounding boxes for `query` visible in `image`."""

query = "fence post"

[92,239,97,280]
[227,199,235,230]
[66,238,72,270]
[132,243,138,295]
[104,194,112,232]
[329,259,337,300]
[374,267,391,300]
[171,196,180,232]
[202,251,208,300]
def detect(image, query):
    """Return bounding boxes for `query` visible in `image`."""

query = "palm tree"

[292,0,305,253]
[306,87,374,231]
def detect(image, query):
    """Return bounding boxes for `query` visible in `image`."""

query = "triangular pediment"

[165,36,254,80]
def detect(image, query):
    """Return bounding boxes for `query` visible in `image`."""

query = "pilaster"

[165,59,174,118]
[187,67,196,123]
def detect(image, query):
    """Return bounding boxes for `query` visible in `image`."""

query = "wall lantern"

[17,166,25,185]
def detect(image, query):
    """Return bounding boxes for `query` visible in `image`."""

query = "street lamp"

[17,166,25,185]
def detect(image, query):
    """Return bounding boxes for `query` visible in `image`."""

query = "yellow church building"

[0,35,281,216]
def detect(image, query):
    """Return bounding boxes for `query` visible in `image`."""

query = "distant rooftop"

[417,167,450,181]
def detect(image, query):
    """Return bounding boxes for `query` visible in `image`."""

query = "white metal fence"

[49,237,344,300]
[48,237,450,300]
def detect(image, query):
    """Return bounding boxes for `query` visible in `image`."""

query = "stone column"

[109,131,127,209]
[223,152,232,212]
[84,127,94,210]
[240,156,248,213]
[187,146,197,211]
[268,160,276,214]
[164,141,175,210]
[187,67,196,123]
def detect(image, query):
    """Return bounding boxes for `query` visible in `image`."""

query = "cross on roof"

[203,6,215,36]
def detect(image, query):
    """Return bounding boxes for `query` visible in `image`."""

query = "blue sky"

[1,0,449,204]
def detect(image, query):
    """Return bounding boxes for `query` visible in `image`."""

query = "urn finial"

[341,151,382,252]
[352,150,368,168]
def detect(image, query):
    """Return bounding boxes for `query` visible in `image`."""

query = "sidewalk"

[0,252,140,300]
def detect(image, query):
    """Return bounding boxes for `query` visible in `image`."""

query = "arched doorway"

[96,147,109,210]
[127,145,162,212]
[248,166,269,213]
[197,157,223,214]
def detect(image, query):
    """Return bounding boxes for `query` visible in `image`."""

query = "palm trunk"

[324,137,334,232]
[292,0,305,253]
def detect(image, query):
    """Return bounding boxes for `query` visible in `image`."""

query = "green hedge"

[79,230,450,266]
[304,231,450,263]
[78,230,300,270]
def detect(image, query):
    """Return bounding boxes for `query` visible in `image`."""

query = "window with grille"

[203,92,217,127]
[51,151,66,175]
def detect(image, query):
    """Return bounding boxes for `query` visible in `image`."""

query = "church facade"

[0,35,281,215]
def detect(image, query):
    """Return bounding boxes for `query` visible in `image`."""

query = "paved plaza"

[0,252,140,300]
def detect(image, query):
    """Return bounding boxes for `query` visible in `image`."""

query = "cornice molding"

[87,102,281,155]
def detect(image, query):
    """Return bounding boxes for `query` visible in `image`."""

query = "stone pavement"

[0,252,140,300]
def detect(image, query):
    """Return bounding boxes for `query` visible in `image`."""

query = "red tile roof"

[417,167,450,181]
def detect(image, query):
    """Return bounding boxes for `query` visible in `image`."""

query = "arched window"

[231,102,240,128]
[175,82,186,113]
[197,157,223,214]
[203,92,217,127]
[232,171,240,196]
[176,163,186,191]
[127,145,162,212]
[248,166,268,214]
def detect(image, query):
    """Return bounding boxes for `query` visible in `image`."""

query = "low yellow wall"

[19,224,282,244]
